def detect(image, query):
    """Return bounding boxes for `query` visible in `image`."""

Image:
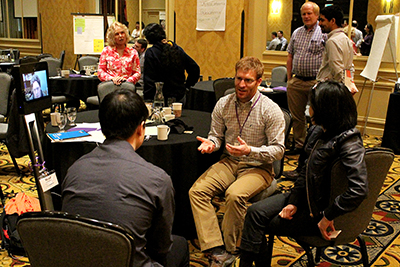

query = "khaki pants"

[189,157,273,253]
[287,77,318,148]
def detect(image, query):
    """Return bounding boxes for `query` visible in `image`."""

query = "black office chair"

[78,56,99,71]
[265,147,394,267]
[18,56,39,65]
[213,77,235,101]
[270,66,287,88]
[250,108,292,202]
[97,81,136,104]
[17,211,134,267]
[0,73,21,175]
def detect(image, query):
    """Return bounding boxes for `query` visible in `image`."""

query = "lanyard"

[235,94,261,137]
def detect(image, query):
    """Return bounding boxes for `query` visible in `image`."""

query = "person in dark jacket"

[143,23,200,104]
[238,80,368,267]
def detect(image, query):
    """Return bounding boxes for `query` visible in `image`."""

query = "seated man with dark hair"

[62,89,189,267]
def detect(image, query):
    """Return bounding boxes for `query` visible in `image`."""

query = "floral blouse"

[98,46,141,84]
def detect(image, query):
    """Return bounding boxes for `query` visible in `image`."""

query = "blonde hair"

[301,1,320,16]
[235,57,264,80]
[106,21,132,47]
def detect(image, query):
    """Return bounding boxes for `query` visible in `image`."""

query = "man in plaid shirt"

[285,1,325,158]
[189,56,285,267]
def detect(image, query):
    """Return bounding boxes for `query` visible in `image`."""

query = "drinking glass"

[67,107,77,126]
[57,113,68,132]
[265,79,272,89]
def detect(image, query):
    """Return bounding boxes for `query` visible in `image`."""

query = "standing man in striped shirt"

[285,1,325,158]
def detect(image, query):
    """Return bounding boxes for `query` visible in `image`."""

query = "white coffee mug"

[157,125,170,141]
[50,112,60,126]
[172,102,182,118]
[163,107,172,115]
[164,114,175,122]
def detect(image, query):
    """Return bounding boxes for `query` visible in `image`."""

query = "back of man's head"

[352,20,358,28]
[99,89,149,140]
[321,5,344,28]
[272,31,277,38]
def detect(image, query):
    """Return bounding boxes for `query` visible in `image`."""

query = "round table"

[187,80,216,113]
[44,109,219,239]
[48,76,100,101]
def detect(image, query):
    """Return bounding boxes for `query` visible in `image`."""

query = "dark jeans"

[240,193,320,254]
[166,235,190,267]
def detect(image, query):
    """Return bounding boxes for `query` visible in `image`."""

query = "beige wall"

[38,0,90,69]
[174,0,245,79]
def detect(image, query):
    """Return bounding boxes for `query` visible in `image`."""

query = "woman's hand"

[279,204,297,220]
[318,216,335,240]
[112,76,126,85]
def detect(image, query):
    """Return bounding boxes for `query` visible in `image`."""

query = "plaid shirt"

[98,46,141,84]
[208,91,285,165]
[287,23,325,77]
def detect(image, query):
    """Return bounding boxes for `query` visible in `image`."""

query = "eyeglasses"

[235,76,256,85]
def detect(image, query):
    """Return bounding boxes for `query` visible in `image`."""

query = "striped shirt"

[208,91,285,165]
[287,23,325,77]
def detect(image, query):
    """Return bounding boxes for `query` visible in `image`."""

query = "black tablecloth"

[187,80,216,113]
[48,76,100,101]
[44,109,219,239]
[187,80,288,112]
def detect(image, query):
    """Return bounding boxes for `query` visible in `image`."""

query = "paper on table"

[68,122,101,132]
[145,126,158,136]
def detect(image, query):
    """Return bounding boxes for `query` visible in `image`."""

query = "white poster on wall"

[196,0,226,31]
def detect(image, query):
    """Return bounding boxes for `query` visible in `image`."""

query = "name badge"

[39,172,59,192]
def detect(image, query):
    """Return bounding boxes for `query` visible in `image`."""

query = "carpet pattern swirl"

[0,135,399,267]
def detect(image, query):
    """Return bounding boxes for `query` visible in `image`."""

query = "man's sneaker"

[209,250,236,267]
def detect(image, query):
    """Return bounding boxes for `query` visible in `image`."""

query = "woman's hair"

[143,23,166,44]
[365,23,374,35]
[106,21,131,46]
[31,74,41,88]
[99,89,149,140]
[309,80,357,135]
[143,23,182,68]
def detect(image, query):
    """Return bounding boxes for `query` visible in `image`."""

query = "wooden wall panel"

[174,0,245,80]
[38,0,89,70]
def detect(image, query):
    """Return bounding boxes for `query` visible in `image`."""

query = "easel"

[23,113,54,211]
[358,15,398,138]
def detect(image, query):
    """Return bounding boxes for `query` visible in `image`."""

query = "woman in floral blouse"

[98,21,141,86]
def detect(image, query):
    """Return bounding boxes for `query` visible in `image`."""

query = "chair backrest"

[0,73,13,118]
[59,50,66,69]
[98,81,136,103]
[296,147,394,246]
[18,56,39,65]
[17,211,134,267]
[330,147,394,245]
[78,56,99,71]
[273,108,292,179]
[39,57,62,77]
[249,108,292,203]
[213,78,235,101]
[275,43,282,51]
[271,66,287,83]
[37,53,53,60]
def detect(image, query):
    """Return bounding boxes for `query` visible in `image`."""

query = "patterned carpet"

[0,135,399,267]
